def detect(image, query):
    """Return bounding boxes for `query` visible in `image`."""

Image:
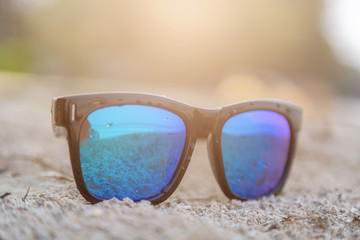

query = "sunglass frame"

[52,93,302,204]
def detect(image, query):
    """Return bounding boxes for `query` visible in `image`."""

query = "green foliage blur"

[0,40,32,72]
[0,0,31,72]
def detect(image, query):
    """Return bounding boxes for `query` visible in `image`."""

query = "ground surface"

[0,73,360,239]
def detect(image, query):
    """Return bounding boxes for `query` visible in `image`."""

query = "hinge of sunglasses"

[51,98,67,137]
[52,98,66,125]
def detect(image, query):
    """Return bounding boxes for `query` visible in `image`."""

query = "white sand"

[0,74,359,239]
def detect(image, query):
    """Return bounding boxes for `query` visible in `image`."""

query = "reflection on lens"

[79,105,186,201]
[221,110,291,199]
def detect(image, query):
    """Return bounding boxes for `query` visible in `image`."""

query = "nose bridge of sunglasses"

[193,108,221,138]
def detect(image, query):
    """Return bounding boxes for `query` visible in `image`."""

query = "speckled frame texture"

[52,93,302,204]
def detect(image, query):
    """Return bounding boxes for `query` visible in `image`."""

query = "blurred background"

[0,0,360,112]
[1,3,360,239]
[0,0,360,211]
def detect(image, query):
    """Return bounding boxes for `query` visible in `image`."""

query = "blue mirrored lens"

[79,105,186,201]
[221,110,291,198]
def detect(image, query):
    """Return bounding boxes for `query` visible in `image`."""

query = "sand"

[0,73,359,239]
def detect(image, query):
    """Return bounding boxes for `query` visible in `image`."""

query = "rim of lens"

[220,110,291,199]
[78,104,187,201]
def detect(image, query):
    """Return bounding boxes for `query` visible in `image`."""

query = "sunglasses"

[51,93,302,204]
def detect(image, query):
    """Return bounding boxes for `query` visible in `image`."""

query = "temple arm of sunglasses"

[51,98,67,137]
